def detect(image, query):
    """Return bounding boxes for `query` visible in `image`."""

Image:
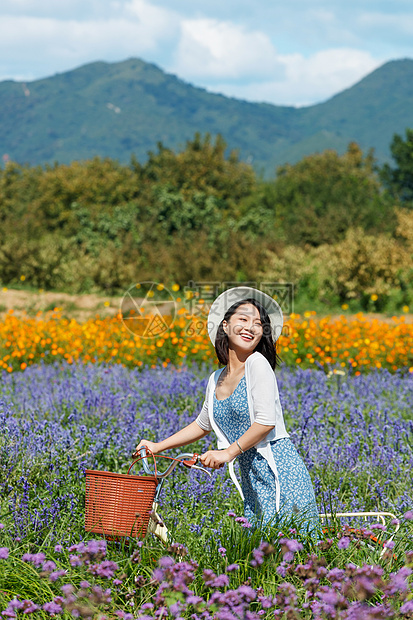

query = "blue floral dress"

[213,376,319,534]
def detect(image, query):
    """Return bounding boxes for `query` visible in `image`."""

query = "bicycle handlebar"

[139,447,211,478]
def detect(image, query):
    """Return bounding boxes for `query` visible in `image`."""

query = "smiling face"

[222,303,263,354]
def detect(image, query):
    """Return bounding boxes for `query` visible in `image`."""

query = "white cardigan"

[195,351,289,512]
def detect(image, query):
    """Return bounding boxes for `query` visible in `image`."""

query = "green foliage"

[268,143,393,246]
[138,133,256,203]
[380,128,413,204]
[260,211,413,310]
[0,134,412,310]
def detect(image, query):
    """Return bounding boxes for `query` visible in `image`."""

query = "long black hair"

[214,298,281,369]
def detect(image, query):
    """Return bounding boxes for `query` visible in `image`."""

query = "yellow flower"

[341,304,349,310]
[370,294,378,301]
[402,305,409,313]
[172,284,180,292]
[104,301,110,307]
[20,275,26,281]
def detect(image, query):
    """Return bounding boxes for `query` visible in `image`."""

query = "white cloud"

[172,18,284,81]
[0,0,410,106]
[282,48,381,96]
[0,0,179,80]
[170,17,382,105]
[199,48,382,107]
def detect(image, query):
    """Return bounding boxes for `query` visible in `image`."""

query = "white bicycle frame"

[139,448,211,543]
[319,512,399,558]
[140,449,401,553]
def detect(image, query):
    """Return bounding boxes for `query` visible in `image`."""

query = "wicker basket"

[85,467,157,539]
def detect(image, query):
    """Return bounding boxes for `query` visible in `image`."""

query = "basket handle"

[127,448,159,479]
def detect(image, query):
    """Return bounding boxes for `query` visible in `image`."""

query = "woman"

[135,286,319,534]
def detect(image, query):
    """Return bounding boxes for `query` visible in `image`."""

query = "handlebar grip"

[140,446,155,475]
[182,454,199,467]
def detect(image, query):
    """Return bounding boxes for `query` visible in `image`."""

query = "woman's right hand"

[133,439,160,458]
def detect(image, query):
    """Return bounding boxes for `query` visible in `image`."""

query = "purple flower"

[212,574,229,588]
[202,568,217,585]
[218,547,226,557]
[186,595,203,606]
[21,552,46,567]
[42,602,63,615]
[49,570,66,582]
[0,523,4,530]
[385,566,412,596]
[337,536,350,549]
[279,538,303,562]
[384,540,395,549]
[42,560,57,573]
[68,542,85,553]
[115,612,134,620]
[18,600,39,614]
[61,584,75,596]
[280,538,303,553]
[234,515,253,528]
[84,539,107,558]
[236,585,256,601]
[0,547,9,559]
[69,554,82,567]
[5,599,23,610]
[403,510,413,520]
[235,516,248,524]
[54,545,63,553]
[251,549,264,568]
[258,595,276,609]
[327,568,346,582]
[227,511,236,518]
[159,556,175,569]
[225,564,239,572]
[88,559,119,579]
[276,562,287,577]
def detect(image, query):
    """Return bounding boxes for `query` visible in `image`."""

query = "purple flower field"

[1,362,412,533]
[0,362,413,618]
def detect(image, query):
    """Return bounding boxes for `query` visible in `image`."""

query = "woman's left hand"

[200,449,231,470]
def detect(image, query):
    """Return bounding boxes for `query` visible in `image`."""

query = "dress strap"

[257,445,280,513]
[228,461,244,500]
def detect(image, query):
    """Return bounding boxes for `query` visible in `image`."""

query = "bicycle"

[85,447,210,543]
[85,448,399,556]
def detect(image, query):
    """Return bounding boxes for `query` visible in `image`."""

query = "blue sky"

[1,0,412,106]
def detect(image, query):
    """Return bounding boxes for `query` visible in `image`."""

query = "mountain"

[1,57,413,176]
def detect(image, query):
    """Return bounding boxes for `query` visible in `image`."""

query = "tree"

[135,133,256,207]
[380,128,413,204]
[267,143,392,246]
